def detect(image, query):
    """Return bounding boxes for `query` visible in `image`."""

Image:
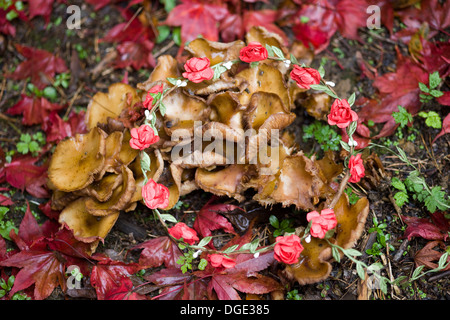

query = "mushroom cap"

[59,198,120,246]
[77,173,123,203]
[48,127,107,192]
[195,164,255,202]
[234,63,291,109]
[253,152,325,210]
[85,166,136,216]
[282,194,370,285]
[162,88,211,136]
[86,83,140,130]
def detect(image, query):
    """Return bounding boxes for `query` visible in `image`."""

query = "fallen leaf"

[90,255,145,300]
[42,110,87,143]
[402,215,449,241]
[0,212,90,300]
[103,276,147,300]
[4,155,49,199]
[8,44,67,90]
[292,0,367,53]
[164,0,229,44]
[193,197,238,248]
[132,236,182,269]
[357,51,428,138]
[7,94,64,126]
[414,240,450,271]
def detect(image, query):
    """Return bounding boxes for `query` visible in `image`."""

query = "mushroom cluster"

[48,27,369,282]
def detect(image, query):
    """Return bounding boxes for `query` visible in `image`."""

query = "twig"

[64,83,84,118]
[329,171,351,209]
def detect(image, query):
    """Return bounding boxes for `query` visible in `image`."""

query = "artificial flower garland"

[128,41,366,268]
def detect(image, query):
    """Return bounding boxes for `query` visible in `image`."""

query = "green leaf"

[317,65,325,78]
[347,121,357,137]
[223,244,239,254]
[159,213,178,223]
[430,90,443,98]
[340,140,350,152]
[391,177,406,192]
[198,258,208,270]
[356,262,365,280]
[428,71,441,89]
[392,106,413,127]
[271,46,285,59]
[265,44,274,57]
[418,82,429,93]
[198,236,212,248]
[411,265,425,280]
[249,61,259,68]
[159,102,167,117]
[394,191,408,207]
[172,27,181,46]
[156,25,171,44]
[309,84,339,99]
[269,215,279,229]
[289,53,299,66]
[331,246,340,263]
[159,0,176,13]
[345,248,363,257]
[347,92,356,107]
[424,111,442,129]
[249,238,259,253]
[140,151,151,173]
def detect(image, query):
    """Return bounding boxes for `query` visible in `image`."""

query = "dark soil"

[0,0,449,301]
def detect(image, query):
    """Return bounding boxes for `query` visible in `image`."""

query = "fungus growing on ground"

[47,27,370,289]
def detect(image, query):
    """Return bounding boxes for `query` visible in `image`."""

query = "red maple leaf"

[90,255,145,300]
[103,276,147,300]
[132,236,182,269]
[8,44,67,90]
[7,94,64,126]
[193,197,238,248]
[0,208,91,300]
[42,110,87,143]
[197,230,280,300]
[146,268,209,300]
[165,0,229,44]
[357,51,428,138]
[414,240,450,271]
[402,214,449,241]
[100,8,156,70]
[4,155,49,199]
[0,188,13,206]
[292,0,367,53]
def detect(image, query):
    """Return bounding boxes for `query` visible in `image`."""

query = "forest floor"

[0,0,449,301]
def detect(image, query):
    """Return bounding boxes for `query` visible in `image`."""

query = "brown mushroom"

[85,166,136,216]
[77,173,123,203]
[195,164,256,202]
[161,88,211,136]
[59,198,120,250]
[282,194,370,285]
[252,152,325,210]
[234,63,291,110]
[86,83,141,130]
[48,127,107,192]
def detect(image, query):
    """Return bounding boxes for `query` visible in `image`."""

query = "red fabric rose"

[129,125,159,150]
[143,84,164,109]
[182,57,214,83]
[274,234,303,264]
[168,222,199,245]
[239,42,268,63]
[327,98,358,128]
[348,153,365,183]
[290,65,321,89]
[141,178,170,209]
[306,208,338,239]
[208,254,236,269]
